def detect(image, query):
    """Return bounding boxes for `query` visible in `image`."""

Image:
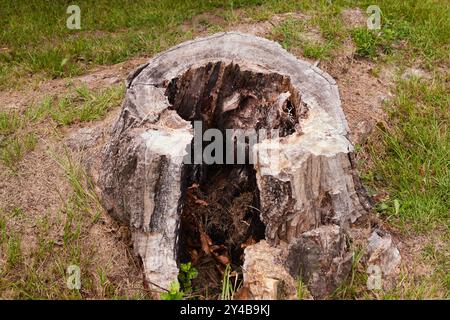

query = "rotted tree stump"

[97,32,371,299]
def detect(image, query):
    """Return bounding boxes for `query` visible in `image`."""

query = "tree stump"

[97,32,371,298]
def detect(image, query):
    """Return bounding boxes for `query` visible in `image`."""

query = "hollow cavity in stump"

[167,61,302,296]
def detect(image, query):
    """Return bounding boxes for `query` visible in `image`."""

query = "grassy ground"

[0,0,448,299]
[1,1,447,89]
[1,150,99,299]
[0,84,124,171]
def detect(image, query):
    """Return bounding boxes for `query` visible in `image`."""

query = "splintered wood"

[97,33,370,299]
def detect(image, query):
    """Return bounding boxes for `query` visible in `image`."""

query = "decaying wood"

[97,32,371,298]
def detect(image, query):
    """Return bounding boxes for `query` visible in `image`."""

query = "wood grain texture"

[97,32,370,297]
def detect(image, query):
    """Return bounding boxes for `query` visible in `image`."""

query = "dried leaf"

[195,199,209,206]
[190,249,199,265]
[200,232,212,255]
[188,183,199,190]
[215,254,230,265]
[241,236,256,249]
[234,284,251,300]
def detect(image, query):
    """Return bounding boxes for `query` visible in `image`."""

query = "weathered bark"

[97,32,370,298]
[241,241,297,300]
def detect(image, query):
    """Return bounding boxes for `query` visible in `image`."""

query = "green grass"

[1,1,447,89]
[272,17,307,50]
[302,41,333,60]
[296,278,308,300]
[332,247,368,299]
[6,233,23,270]
[52,148,103,244]
[24,97,53,123]
[0,111,22,136]
[0,215,6,245]
[365,77,449,232]
[52,148,103,224]
[0,0,268,89]
[24,84,125,126]
[0,84,124,170]
[0,132,37,170]
[49,85,124,126]
[221,264,241,300]
[347,0,449,66]
[0,149,145,299]
[271,6,346,60]
[352,28,387,58]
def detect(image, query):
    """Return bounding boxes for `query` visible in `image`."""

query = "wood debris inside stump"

[169,61,304,299]
[179,165,264,298]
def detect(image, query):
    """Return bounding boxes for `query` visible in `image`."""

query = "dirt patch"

[0,129,146,298]
[401,67,432,80]
[230,20,275,37]
[341,8,367,29]
[231,12,309,38]
[181,11,310,39]
[299,28,325,44]
[304,8,394,145]
[322,57,393,144]
[181,11,228,33]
